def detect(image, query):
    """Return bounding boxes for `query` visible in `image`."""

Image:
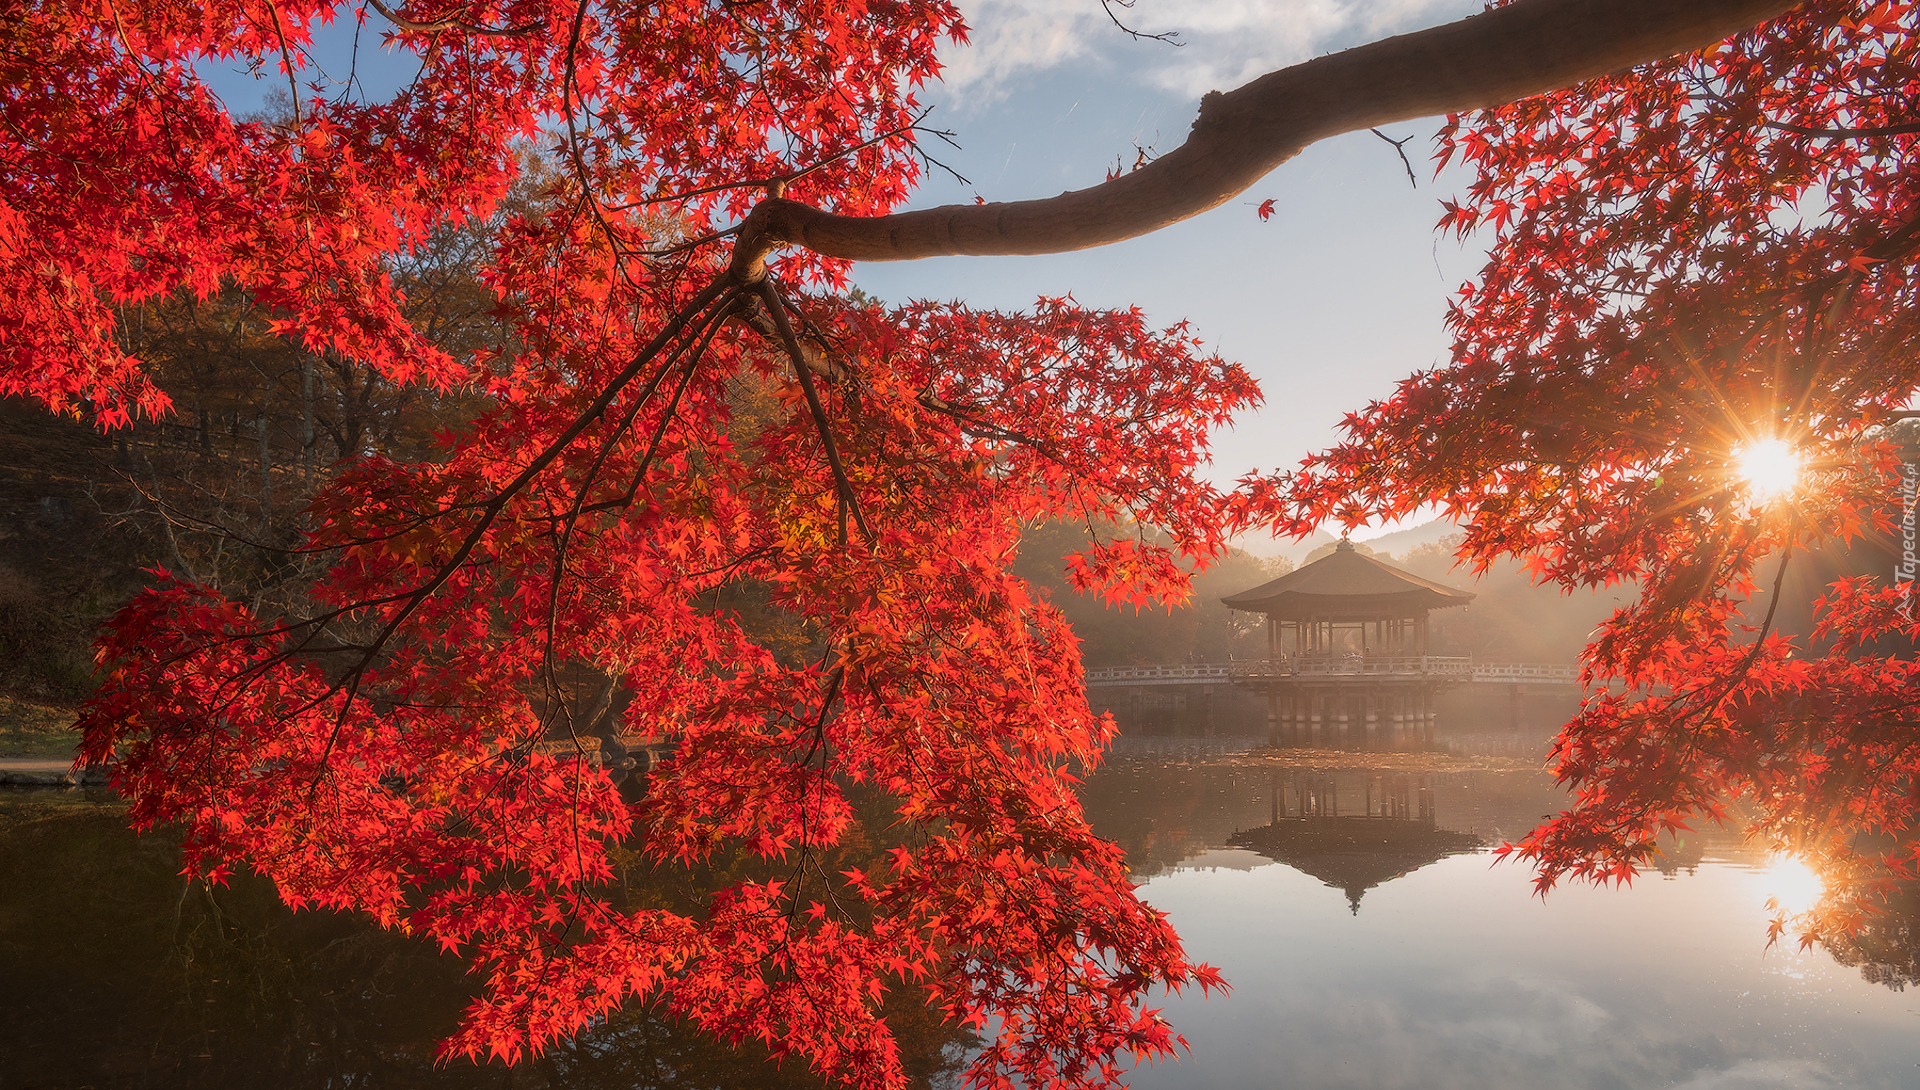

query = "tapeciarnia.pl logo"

[1900,461,1918,622]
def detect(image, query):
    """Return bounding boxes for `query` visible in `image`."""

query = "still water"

[5,728,1920,1088]
[1084,743,1920,1090]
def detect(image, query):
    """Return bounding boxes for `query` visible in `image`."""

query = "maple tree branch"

[542,290,749,666]
[265,2,303,128]
[756,279,870,544]
[583,294,744,515]
[363,0,537,38]
[624,113,936,210]
[637,224,742,259]
[1763,119,1920,139]
[1564,531,1799,855]
[727,0,1800,278]
[1689,531,1797,725]
[732,292,839,379]
[297,277,736,771]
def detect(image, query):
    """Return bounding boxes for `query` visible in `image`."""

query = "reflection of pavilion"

[1227,771,1483,913]
[1222,539,1475,745]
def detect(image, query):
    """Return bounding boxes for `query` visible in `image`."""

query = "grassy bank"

[0,698,77,760]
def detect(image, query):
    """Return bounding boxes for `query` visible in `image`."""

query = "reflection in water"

[1822,881,1920,991]
[1226,772,1483,914]
[0,793,970,1089]
[1076,743,1920,1090]
[1078,756,1565,883]
[14,725,1920,1089]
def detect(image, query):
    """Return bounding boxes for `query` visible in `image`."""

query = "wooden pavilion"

[1222,538,1475,742]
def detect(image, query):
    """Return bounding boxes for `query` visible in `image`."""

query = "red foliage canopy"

[0,0,1862,1085]
[23,2,1238,1086]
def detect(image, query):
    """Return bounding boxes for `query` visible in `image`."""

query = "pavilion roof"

[1220,538,1474,619]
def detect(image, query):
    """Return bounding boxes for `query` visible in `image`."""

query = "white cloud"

[934,0,1482,106]
[938,1,1100,102]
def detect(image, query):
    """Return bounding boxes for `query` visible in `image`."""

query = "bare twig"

[1763,119,1920,140]
[1100,0,1181,45]
[1370,128,1418,188]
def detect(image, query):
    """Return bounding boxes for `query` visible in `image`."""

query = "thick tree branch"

[729,0,1801,279]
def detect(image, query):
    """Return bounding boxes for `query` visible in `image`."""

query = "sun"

[1734,438,1802,502]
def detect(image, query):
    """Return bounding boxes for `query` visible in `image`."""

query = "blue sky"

[200,1,1493,545]
[848,0,1490,544]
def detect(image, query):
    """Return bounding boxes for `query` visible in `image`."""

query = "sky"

[198,1,1491,546]
[845,0,1490,545]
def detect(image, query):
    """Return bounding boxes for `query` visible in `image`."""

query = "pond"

[1083,744,1920,1090]
[5,724,1919,1088]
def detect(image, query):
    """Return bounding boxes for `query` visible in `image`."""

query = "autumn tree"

[1274,0,1920,946]
[111,186,506,592]
[2,1,1807,1088]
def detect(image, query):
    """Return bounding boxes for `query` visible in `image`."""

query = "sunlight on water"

[1758,853,1825,918]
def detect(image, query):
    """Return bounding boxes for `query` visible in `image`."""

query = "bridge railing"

[1470,662,1581,683]
[1084,663,1236,685]
[1228,655,1475,679]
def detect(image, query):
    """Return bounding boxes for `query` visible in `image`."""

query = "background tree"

[1,1,1809,1088]
[1013,519,1279,667]
[1392,536,1626,664]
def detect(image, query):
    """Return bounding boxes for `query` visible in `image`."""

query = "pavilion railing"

[1081,657,1571,687]
[1227,655,1474,679]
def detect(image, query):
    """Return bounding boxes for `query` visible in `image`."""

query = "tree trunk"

[256,406,272,535]
[301,356,316,489]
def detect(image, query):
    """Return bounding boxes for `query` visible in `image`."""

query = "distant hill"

[1352,518,1463,561]
[1231,528,1336,567]
[1231,518,1463,566]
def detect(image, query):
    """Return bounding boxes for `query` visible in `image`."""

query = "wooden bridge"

[1083,658,1580,689]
